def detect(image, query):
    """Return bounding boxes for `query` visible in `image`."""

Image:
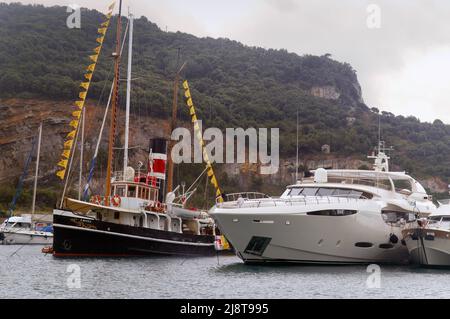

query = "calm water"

[2,245,450,298]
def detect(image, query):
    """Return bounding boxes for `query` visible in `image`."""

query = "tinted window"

[349,190,363,198]
[289,188,303,196]
[307,209,357,216]
[316,188,334,196]
[333,189,351,196]
[302,188,318,196]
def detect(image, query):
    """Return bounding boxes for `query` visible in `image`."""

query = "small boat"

[402,200,450,267]
[1,215,53,245]
[1,122,53,245]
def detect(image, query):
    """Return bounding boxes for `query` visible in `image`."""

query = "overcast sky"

[5,0,450,124]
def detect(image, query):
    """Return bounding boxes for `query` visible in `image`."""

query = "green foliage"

[0,3,449,189]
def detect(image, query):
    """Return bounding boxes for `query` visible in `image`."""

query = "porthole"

[355,242,373,248]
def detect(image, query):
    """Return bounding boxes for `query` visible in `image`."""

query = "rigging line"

[185,166,208,195]
[8,136,38,217]
[82,19,130,201]
[96,20,129,109]
[59,119,81,207]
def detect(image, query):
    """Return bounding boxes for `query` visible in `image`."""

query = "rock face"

[310,86,340,100]
[0,98,447,198]
[0,98,170,192]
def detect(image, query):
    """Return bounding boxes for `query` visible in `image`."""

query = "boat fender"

[389,233,399,244]
[112,194,121,207]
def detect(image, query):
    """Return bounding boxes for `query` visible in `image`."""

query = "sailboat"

[51,4,226,257]
[0,122,53,245]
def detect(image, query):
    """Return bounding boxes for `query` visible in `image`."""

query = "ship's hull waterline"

[403,228,450,267]
[212,207,410,265]
[0,230,53,245]
[52,211,216,257]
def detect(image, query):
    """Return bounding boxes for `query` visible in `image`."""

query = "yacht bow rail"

[217,194,369,209]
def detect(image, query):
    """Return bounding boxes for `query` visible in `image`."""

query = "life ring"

[91,195,102,205]
[112,194,121,207]
[154,201,164,212]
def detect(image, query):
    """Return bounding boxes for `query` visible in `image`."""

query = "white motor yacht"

[210,151,436,264]
[402,200,450,267]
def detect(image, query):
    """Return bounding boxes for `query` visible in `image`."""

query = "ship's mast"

[123,11,133,172]
[166,60,187,194]
[105,0,122,205]
[295,107,299,182]
[78,107,85,200]
[31,122,42,225]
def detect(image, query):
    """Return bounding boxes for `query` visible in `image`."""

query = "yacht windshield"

[285,187,372,199]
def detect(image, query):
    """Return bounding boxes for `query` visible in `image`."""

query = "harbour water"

[2,245,450,299]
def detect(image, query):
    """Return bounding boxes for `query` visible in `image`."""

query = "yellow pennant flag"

[106,12,112,19]
[184,89,191,99]
[75,100,85,109]
[80,82,90,90]
[87,63,96,72]
[66,130,76,139]
[69,120,79,129]
[56,169,66,180]
[211,176,218,188]
[96,36,105,44]
[61,150,70,159]
[72,110,81,118]
[84,73,93,81]
[100,20,110,28]
[58,160,68,168]
[64,139,74,148]
[207,168,214,177]
[79,91,87,100]
[93,45,101,54]
[191,115,198,123]
[189,106,195,115]
[89,54,98,63]
[182,80,189,90]
[98,27,107,35]
[187,98,194,107]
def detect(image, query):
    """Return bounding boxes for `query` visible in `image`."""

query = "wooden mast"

[166,61,187,194]
[105,0,122,206]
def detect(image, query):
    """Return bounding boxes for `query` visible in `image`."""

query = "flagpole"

[105,0,122,205]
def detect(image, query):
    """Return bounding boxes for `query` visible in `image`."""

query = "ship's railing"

[216,194,368,209]
[221,192,271,202]
[112,171,161,188]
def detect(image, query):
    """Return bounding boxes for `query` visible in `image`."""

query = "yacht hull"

[403,228,450,267]
[52,210,216,257]
[0,230,53,245]
[211,205,410,265]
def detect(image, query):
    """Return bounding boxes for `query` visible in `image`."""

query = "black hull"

[53,213,216,257]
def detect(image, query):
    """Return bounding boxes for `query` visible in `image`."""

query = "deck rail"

[217,193,369,209]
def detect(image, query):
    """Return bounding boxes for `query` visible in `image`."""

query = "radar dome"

[124,166,135,181]
[314,168,328,183]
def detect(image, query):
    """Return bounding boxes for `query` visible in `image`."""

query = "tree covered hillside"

[0,3,449,185]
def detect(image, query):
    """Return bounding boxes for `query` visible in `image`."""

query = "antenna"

[378,112,381,153]
[124,10,133,172]
[295,107,299,182]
